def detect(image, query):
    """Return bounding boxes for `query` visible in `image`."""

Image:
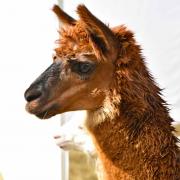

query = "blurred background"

[0,0,179,180]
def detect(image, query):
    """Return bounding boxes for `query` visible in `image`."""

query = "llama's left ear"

[52,5,76,26]
[77,5,118,61]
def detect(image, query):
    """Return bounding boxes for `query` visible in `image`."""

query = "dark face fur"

[24,5,118,119]
[25,53,113,119]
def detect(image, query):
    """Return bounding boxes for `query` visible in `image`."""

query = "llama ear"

[77,5,118,61]
[52,5,76,26]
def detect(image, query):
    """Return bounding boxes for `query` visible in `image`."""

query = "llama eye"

[69,60,95,75]
[79,63,92,74]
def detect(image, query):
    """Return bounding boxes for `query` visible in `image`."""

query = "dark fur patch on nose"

[24,62,61,103]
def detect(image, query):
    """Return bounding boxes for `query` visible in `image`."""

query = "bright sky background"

[0,0,179,179]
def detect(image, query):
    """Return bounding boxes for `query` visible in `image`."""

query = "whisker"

[43,111,49,120]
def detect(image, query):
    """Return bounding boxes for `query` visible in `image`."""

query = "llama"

[54,122,180,158]
[24,4,180,179]
[54,112,95,155]
[54,120,95,154]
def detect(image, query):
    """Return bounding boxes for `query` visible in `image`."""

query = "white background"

[0,0,180,180]
[0,0,61,179]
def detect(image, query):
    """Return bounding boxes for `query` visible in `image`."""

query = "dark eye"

[69,60,95,75]
[79,63,92,73]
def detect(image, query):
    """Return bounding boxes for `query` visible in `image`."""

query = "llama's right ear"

[77,5,118,61]
[52,5,76,26]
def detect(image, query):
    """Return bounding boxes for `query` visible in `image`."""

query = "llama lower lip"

[36,111,50,119]
[25,102,49,119]
[35,107,53,119]
[25,101,39,114]
[35,103,60,119]
[25,97,60,119]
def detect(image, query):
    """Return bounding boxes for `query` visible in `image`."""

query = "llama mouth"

[35,110,52,119]
[36,105,60,119]
[26,100,59,119]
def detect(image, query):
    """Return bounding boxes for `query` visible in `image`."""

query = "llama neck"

[86,83,180,180]
[86,110,180,180]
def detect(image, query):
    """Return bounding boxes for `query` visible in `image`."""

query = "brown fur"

[25,5,180,179]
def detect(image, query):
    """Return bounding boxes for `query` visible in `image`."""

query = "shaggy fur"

[54,6,180,179]
[25,5,180,180]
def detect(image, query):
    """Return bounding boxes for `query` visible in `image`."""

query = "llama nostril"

[24,89,42,102]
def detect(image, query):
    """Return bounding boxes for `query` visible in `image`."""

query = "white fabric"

[63,0,180,122]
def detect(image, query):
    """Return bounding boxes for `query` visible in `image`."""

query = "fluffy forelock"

[55,21,94,57]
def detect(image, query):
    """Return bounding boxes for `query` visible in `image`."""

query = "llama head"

[24,5,135,119]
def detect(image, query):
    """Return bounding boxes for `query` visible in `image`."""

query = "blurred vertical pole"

[57,1,69,180]
[60,114,69,180]
[0,172,4,180]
